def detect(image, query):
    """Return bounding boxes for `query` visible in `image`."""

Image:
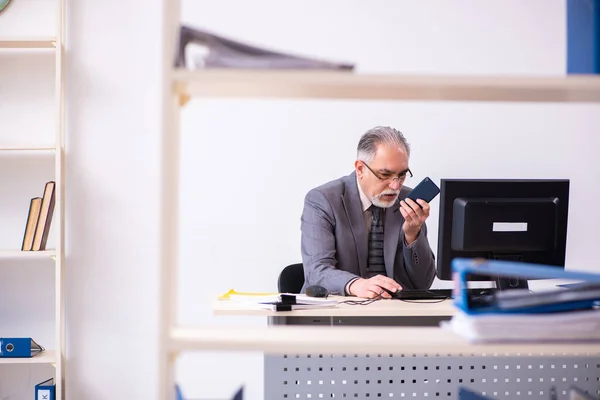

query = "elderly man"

[300,126,436,298]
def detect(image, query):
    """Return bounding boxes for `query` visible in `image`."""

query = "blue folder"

[175,384,243,400]
[0,337,44,358]
[175,384,184,400]
[35,378,55,400]
[458,387,494,400]
[451,258,600,315]
[567,0,600,74]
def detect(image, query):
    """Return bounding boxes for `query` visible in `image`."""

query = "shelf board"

[0,250,56,260]
[173,70,600,103]
[170,326,600,356]
[0,350,56,364]
[0,145,56,152]
[0,37,56,49]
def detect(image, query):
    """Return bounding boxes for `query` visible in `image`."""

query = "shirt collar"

[356,177,372,213]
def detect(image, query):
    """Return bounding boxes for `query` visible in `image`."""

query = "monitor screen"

[436,179,569,290]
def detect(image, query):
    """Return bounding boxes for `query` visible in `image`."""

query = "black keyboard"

[390,288,496,300]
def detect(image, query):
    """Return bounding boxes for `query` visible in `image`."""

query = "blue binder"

[0,337,44,357]
[567,0,600,73]
[175,384,243,399]
[451,258,600,315]
[35,378,55,400]
[175,384,184,400]
[458,387,494,399]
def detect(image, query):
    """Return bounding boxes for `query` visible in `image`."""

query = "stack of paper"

[219,289,338,311]
[442,309,600,342]
[446,259,600,342]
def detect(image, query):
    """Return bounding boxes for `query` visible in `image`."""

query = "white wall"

[176,1,600,399]
[66,0,162,399]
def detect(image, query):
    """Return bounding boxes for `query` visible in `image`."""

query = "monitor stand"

[496,276,529,291]
[493,254,530,291]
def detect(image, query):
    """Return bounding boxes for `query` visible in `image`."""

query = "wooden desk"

[214,296,455,326]
[212,296,600,399]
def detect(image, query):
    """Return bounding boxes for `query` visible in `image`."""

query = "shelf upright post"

[54,0,66,398]
[160,0,182,399]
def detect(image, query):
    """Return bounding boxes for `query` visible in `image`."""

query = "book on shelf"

[32,181,56,251]
[21,197,42,251]
[20,181,56,252]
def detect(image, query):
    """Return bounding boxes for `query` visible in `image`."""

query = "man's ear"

[354,160,364,178]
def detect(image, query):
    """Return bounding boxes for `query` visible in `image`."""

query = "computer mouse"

[381,288,400,298]
[305,285,329,298]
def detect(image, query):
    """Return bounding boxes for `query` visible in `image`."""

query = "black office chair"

[277,263,305,293]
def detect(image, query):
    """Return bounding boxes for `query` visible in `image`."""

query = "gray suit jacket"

[300,172,436,295]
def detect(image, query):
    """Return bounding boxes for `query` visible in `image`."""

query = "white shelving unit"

[173,70,600,102]
[160,4,600,399]
[0,351,57,365]
[171,326,600,356]
[0,37,56,48]
[0,250,56,260]
[0,146,56,151]
[0,1,65,399]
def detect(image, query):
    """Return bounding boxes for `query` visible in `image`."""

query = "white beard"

[372,190,400,208]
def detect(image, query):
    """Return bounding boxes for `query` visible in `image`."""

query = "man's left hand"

[399,198,430,245]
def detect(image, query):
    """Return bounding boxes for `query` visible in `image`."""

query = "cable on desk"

[338,291,385,305]
[338,290,412,305]
[338,290,450,305]
[339,298,381,306]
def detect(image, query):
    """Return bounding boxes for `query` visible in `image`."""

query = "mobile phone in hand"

[400,177,440,211]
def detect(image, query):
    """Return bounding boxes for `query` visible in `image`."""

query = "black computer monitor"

[436,179,569,290]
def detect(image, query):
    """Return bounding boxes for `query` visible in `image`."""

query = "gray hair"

[357,126,411,162]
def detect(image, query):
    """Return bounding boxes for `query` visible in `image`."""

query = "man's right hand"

[348,275,402,299]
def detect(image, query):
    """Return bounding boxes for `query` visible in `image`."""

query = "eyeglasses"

[362,161,413,183]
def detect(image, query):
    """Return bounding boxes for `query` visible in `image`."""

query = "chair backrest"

[277,263,305,293]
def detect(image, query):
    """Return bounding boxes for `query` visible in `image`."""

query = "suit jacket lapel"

[341,173,368,277]
[384,203,403,278]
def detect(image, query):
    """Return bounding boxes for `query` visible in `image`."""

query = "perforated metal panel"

[265,353,600,399]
